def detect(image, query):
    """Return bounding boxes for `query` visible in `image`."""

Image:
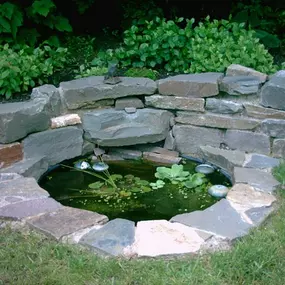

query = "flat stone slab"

[0,177,49,199]
[227,183,276,214]
[245,206,274,226]
[79,218,135,256]
[224,130,270,155]
[244,103,285,120]
[243,154,280,169]
[51,114,81,129]
[108,148,142,160]
[273,139,285,158]
[170,199,252,240]
[27,207,108,240]
[205,98,243,114]
[143,152,182,165]
[158,73,223,97]
[175,111,260,130]
[219,76,262,95]
[82,108,173,147]
[59,76,156,110]
[261,119,285,138]
[226,64,267,82]
[0,198,62,220]
[0,173,22,183]
[0,143,23,168]
[145,95,205,112]
[23,127,83,166]
[173,125,224,155]
[1,156,49,181]
[115,97,144,110]
[233,167,280,193]
[199,146,245,172]
[134,220,205,257]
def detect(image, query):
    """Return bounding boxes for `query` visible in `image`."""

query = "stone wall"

[0,64,284,180]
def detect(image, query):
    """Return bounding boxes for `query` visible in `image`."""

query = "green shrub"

[74,65,108,79]
[0,44,67,98]
[273,160,285,185]
[92,16,277,74]
[124,67,158,80]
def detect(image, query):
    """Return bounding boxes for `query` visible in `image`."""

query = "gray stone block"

[115,97,144,110]
[170,199,252,240]
[233,167,280,193]
[261,119,285,138]
[79,218,135,256]
[175,111,260,130]
[158,73,223,97]
[243,154,280,169]
[27,207,108,240]
[59,76,156,110]
[164,130,176,150]
[0,98,50,143]
[0,173,22,183]
[226,64,267,82]
[0,198,62,220]
[272,139,285,158]
[1,157,49,181]
[31,84,62,116]
[224,130,270,155]
[173,125,224,155]
[108,148,142,160]
[23,127,83,166]
[82,108,173,146]
[219,76,262,95]
[245,206,274,226]
[244,103,285,120]
[199,146,245,173]
[145,95,205,112]
[260,75,285,110]
[205,98,243,114]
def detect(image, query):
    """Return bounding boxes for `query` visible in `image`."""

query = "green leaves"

[155,164,190,184]
[31,0,55,17]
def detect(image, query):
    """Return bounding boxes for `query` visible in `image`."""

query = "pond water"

[39,159,232,222]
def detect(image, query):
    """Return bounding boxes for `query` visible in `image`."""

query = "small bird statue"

[104,63,122,85]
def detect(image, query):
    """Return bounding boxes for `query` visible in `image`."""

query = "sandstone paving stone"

[244,103,285,120]
[115,97,144,110]
[82,108,172,147]
[23,127,83,166]
[0,198,62,220]
[233,167,280,193]
[27,207,108,240]
[79,218,135,256]
[224,130,270,155]
[144,146,179,157]
[0,98,50,143]
[261,119,285,138]
[158,73,223,97]
[0,177,49,199]
[170,199,252,240]
[51,114,81,129]
[260,75,285,111]
[226,183,276,214]
[0,143,23,168]
[173,125,224,155]
[175,111,260,130]
[272,139,285,158]
[243,154,280,169]
[205,98,243,114]
[134,220,205,257]
[199,146,245,172]
[145,95,205,112]
[1,156,49,181]
[219,76,262,95]
[143,152,182,165]
[59,76,156,110]
[226,64,267,82]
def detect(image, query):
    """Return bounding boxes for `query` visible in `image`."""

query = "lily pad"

[88,181,104,189]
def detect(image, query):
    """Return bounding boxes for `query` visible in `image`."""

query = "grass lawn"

[1,165,285,285]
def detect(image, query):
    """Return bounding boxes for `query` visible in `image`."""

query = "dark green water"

[39,159,231,222]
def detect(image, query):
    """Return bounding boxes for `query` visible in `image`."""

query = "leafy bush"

[92,16,277,74]
[0,44,67,98]
[124,67,158,80]
[75,65,107,79]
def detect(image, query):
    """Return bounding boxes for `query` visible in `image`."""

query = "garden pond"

[39,158,232,222]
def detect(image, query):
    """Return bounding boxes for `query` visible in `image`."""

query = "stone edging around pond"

[0,147,280,258]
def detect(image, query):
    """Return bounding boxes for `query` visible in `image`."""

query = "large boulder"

[82,108,173,146]
[0,98,50,143]
[260,72,285,110]
[59,76,156,110]
[157,73,223,97]
[23,127,83,166]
